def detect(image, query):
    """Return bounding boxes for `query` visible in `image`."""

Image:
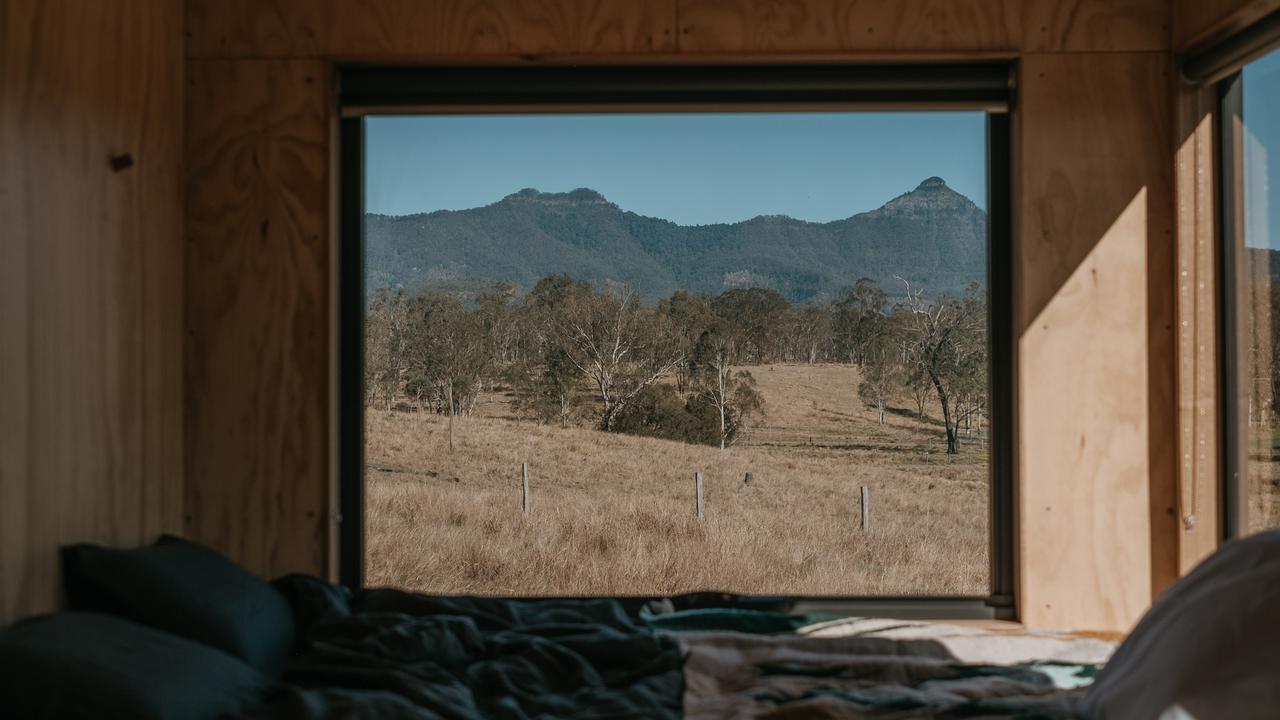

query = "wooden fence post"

[695,471,704,520]
[860,485,869,530]
[522,463,530,514]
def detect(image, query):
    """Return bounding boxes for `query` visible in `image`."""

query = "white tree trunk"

[447,381,455,451]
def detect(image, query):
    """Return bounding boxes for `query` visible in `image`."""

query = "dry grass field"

[365,364,990,597]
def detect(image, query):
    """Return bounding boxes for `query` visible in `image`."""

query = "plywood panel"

[0,0,184,624]
[184,59,331,578]
[676,0,1022,53]
[1017,53,1173,631]
[185,0,330,58]
[186,0,678,58]
[431,0,677,56]
[1173,83,1222,572]
[1021,0,1169,52]
[1173,0,1280,50]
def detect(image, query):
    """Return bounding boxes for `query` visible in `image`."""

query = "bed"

[2,533,1278,719]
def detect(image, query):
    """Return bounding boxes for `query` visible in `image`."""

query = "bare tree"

[552,283,685,431]
[857,320,900,426]
[786,305,834,364]
[895,278,986,454]
[691,319,764,449]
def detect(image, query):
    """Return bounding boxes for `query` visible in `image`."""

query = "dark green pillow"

[0,612,267,720]
[62,535,295,677]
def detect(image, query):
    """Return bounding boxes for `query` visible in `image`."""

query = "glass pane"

[362,112,992,595]
[1241,49,1280,532]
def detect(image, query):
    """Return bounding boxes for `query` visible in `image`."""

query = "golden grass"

[365,364,989,597]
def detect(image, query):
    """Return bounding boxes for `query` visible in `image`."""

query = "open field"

[365,363,990,596]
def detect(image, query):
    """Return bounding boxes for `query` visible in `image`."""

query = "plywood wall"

[0,0,185,624]
[184,58,331,579]
[184,0,1178,630]
[1016,53,1175,629]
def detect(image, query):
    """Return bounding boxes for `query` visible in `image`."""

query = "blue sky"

[365,112,987,225]
[1244,48,1280,250]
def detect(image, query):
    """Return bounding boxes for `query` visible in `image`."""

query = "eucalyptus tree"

[895,278,987,454]
[552,282,686,431]
[365,288,411,411]
[402,292,491,451]
[690,319,764,449]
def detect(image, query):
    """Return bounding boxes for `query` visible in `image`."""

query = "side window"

[1225,48,1280,534]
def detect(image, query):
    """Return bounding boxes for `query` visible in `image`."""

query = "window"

[1223,48,1280,534]
[339,66,1013,614]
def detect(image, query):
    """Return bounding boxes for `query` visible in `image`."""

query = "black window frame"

[337,63,1017,619]
[1219,71,1245,539]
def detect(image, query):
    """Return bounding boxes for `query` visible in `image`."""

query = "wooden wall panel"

[675,0,1023,53]
[0,0,184,624]
[186,0,679,58]
[184,60,331,579]
[1021,0,1169,52]
[675,0,1169,54]
[185,0,330,58]
[1017,53,1173,631]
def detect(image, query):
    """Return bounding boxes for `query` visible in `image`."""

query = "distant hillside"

[365,177,987,303]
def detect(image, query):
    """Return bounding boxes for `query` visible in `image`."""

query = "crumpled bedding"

[234,575,684,719]
[237,576,1097,719]
[677,631,1086,719]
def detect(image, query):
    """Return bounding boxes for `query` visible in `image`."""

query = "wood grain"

[0,0,184,624]
[184,59,331,579]
[676,0,1022,53]
[1017,52,1173,631]
[1173,83,1221,573]
[433,0,677,56]
[185,0,330,58]
[1021,0,1169,52]
[186,0,678,58]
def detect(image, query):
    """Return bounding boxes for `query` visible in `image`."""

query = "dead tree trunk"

[447,381,456,451]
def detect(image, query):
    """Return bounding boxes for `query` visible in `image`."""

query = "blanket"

[236,576,685,719]
[239,577,1110,719]
[677,631,1090,719]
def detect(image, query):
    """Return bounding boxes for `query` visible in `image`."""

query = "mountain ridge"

[365,177,988,303]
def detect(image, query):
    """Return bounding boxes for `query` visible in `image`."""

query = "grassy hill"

[365,363,989,597]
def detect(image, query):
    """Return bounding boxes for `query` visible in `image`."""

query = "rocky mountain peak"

[505,187,612,206]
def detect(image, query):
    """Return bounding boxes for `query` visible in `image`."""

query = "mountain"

[364,177,987,304]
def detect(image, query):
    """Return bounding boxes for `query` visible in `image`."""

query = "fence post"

[695,471,704,520]
[860,485,870,530]
[522,463,530,514]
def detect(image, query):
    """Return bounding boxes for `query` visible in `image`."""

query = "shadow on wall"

[1015,51,1175,632]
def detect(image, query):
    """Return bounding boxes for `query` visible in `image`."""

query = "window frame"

[336,63,1017,619]
[1218,70,1246,539]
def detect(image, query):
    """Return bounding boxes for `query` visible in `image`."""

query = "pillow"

[62,535,295,677]
[0,612,267,720]
[1081,530,1280,719]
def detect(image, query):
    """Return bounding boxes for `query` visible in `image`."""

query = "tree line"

[365,275,989,454]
